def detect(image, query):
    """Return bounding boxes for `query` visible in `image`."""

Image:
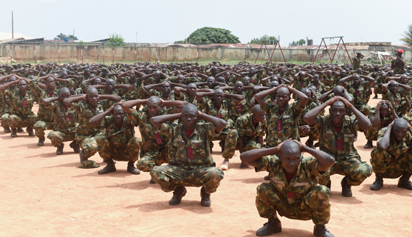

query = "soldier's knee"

[207,167,224,180]
[313,185,331,198]
[256,183,272,195]
[34,121,44,129]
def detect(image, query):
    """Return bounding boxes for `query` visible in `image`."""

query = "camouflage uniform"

[0,89,13,129]
[117,77,142,101]
[136,108,171,172]
[313,114,372,186]
[228,90,254,126]
[392,57,406,74]
[352,57,361,70]
[262,101,304,148]
[370,127,412,178]
[5,89,37,129]
[382,90,407,116]
[373,76,388,95]
[147,90,176,115]
[29,78,61,140]
[298,101,319,141]
[201,97,238,159]
[364,107,395,141]
[96,111,141,162]
[97,88,130,111]
[236,113,266,151]
[45,101,77,147]
[320,75,336,92]
[344,81,371,116]
[150,122,224,194]
[70,101,104,159]
[255,156,331,225]
[307,82,326,97]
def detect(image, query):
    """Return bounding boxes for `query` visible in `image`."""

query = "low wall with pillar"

[0,43,411,63]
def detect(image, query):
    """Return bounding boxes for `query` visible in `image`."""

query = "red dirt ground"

[0,97,411,237]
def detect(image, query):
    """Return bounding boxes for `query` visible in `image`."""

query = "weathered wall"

[1,43,411,63]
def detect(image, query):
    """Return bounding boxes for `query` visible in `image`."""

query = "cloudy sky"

[1,0,411,46]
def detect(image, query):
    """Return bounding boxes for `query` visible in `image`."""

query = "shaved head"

[182,103,198,114]
[393,118,408,131]
[148,96,162,106]
[252,104,263,113]
[86,86,98,95]
[280,141,301,156]
[277,87,290,95]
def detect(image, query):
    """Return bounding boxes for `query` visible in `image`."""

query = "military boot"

[326,179,331,190]
[69,141,80,153]
[200,187,211,207]
[11,128,17,137]
[17,127,24,132]
[4,127,11,133]
[256,217,282,236]
[127,161,140,175]
[149,178,156,184]
[219,140,225,153]
[305,139,314,148]
[373,94,378,99]
[314,224,334,237]
[169,186,187,205]
[26,126,35,136]
[370,174,383,191]
[398,172,412,190]
[363,140,373,149]
[341,177,352,197]
[98,159,116,175]
[37,138,45,146]
[56,143,64,155]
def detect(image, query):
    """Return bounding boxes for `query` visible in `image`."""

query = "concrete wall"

[1,43,411,63]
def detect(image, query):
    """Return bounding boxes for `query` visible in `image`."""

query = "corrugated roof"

[0,32,32,41]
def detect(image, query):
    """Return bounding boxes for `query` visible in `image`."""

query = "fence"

[0,43,410,64]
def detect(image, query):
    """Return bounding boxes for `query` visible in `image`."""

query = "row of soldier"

[0,49,411,237]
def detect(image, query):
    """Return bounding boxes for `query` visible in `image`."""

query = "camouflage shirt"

[367,107,395,130]
[255,156,330,205]
[70,100,104,141]
[228,90,254,119]
[29,78,61,121]
[382,91,406,114]
[175,92,202,111]
[344,81,370,105]
[262,101,304,147]
[236,113,266,139]
[200,97,231,127]
[45,101,77,133]
[135,109,170,153]
[377,127,412,159]
[352,57,361,70]
[159,122,221,169]
[313,114,361,161]
[99,112,137,149]
[392,57,406,74]
[5,89,35,117]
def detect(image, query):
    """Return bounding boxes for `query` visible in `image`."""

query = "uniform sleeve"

[44,102,57,111]
[29,77,42,97]
[377,127,388,142]
[64,79,75,90]
[349,115,360,132]
[99,116,109,128]
[128,109,140,125]
[70,100,81,113]
[292,101,304,117]
[312,115,325,134]
[236,116,246,136]
[306,157,330,184]
[204,122,220,139]
[255,155,278,173]
[159,122,172,137]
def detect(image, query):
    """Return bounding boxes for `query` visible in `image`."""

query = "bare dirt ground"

[0,97,411,237]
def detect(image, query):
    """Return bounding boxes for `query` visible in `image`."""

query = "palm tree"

[400,24,412,47]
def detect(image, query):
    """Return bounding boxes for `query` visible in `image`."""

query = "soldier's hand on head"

[292,140,305,151]
[388,120,394,128]
[326,96,339,105]
[337,96,352,107]
[377,100,384,110]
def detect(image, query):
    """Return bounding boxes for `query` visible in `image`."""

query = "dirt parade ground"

[0,97,411,237]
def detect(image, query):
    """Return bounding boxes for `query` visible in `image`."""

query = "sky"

[1,0,411,46]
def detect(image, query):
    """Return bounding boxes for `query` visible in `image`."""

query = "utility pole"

[12,11,14,39]
[136,31,137,44]
[73,28,75,39]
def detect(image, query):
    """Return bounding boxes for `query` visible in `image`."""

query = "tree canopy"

[400,24,412,47]
[289,39,306,47]
[107,33,125,47]
[179,27,240,45]
[248,35,277,45]
[54,33,78,41]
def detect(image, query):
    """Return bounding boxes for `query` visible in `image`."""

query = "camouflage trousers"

[1,113,10,128]
[298,126,319,141]
[364,126,381,141]
[256,183,331,225]
[150,165,224,194]
[213,128,238,159]
[8,114,37,129]
[397,105,409,117]
[34,120,55,139]
[371,148,412,178]
[137,146,169,172]
[321,157,372,186]
[47,131,76,147]
[241,137,262,151]
[96,136,141,162]
[78,135,100,159]
[354,104,371,117]
[374,86,383,95]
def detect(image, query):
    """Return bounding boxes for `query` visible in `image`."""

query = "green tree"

[400,24,412,47]
[107,33,125,47]
[182,27,240,45]
[248,35,277,45]
[289,39,306,46]
[54,33,78,40]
